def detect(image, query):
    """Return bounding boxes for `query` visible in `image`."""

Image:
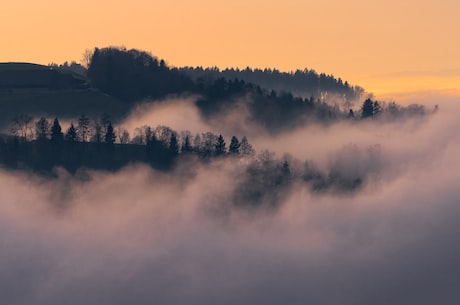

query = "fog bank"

[1,97,460,304]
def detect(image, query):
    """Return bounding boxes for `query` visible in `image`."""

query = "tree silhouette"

[35,117,50,141]
[104,122,116,144]
[229,136,240,155]
[361,98,374,118]
[215,135,226,156]
[77,115,90,142]
[91,119,103,143]
[240,136,255,157]
[65,123,77,142]
[10,114,33,141]
[50,118,63,142]
[169,132,179,156]
[348,109,355,118]
[116,127,130,144]
[282,160,291,177]
[181,134,193,153]
[373,101,382,116]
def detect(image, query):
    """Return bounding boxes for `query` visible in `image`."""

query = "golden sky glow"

[1,0,459,99]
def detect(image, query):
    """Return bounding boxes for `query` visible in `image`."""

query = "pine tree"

[181,134,193,153]
[373,101,382,116]
[50,118,64,142]
[215,135,226,156]
[361,98,374,118]
[65,123,77,142]
[104,122,116,144]
[169,133,179,156]
[229,136,240,155]
[240,136,255,157]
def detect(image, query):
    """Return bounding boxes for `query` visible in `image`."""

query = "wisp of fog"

[1,96,460,305]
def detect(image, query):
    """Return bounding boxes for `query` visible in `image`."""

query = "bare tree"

[10,114,33,141]
[91,119,103,143]
[81,48,93,69]
[35,117,50,141]
[77,115,90,142]
[116,127,130,144]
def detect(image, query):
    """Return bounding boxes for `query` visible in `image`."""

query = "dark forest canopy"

[1,47,431,135]
[87,47,195,101]
[179,66,365,102]
[83,47,428,133]
[86,46,364,103]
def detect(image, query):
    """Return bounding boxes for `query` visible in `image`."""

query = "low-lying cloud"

[1,96,460,305]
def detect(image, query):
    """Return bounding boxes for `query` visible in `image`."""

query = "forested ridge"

[0,46,436,208]
[83,47,430,132]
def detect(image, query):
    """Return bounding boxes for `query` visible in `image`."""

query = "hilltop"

[0,62,127,129]
[0,47,426,134]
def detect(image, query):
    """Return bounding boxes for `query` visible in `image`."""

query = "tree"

[282,160,291,177]
[104,122,116,144]
[116,127,130,144]
[193,134,202,154]
[10,114,33,141]
[100,113,111,135]
[240,136,255,157]
[65,123,77,142]
[361,98,374,118]
[50,118,64,142]
[215,135,226,156]
[81,48,94,69]
[35,117,50,141]
[77,115,90,142]
[169,132,179,156]
[91,119,103,143]
[181,133,193,153]
[229,136,240,155]
[201,132,218,158]
[348,109,355,118]
[373,101,382,116]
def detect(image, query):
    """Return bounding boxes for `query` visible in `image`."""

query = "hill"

[0,62,88,90]
[0,63,127,130]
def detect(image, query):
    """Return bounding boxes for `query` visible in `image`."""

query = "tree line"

[179,66,365,102]
[1,114,256,172]
[1,114,400,208]
[80,47,431,133]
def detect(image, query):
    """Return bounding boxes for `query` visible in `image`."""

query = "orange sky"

[1,0,459,99]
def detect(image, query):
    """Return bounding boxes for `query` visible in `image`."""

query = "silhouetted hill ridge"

[0,62,88,90]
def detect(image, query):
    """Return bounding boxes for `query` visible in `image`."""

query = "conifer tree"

[361,98,374,118]
[229,136,240,155]
[169,133,179,156]
[181,134,193,153]
[240,136,255,157]
[215,135,226,156]
[104,122,116,144]
[50,118,64,142]
[373,101,382,116]
[65,123,77,142]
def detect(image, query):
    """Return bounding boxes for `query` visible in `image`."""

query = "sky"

[1,0,459,99]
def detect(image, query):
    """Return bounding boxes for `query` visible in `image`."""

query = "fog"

[1,96,460,304]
